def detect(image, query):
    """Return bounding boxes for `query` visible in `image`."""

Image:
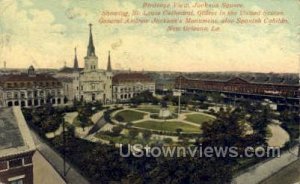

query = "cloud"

[0,0,298,73]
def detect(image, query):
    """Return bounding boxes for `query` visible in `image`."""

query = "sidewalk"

[30,130,90,184]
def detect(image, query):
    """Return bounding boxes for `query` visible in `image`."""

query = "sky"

[0,0,299,73]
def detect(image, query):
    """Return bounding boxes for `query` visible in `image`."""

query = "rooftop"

[0,107,35,158]
[113,73,154,84]
[0,73,59,83]
[182,73,299,85]
[58,67,83,74]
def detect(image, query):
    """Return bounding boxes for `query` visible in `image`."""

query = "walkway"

[262,158,300,184]
[267,124,290,148]
[30,130,90,184]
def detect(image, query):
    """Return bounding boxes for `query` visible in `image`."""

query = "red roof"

[0,73,61,88]
[112,73,154,84]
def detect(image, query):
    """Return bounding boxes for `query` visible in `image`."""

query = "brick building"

[0,66,65,108]
[0,107,36,184]
[175,74,299,107]
[112,73,155,102]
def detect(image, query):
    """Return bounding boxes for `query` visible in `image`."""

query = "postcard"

[0,0,299,184]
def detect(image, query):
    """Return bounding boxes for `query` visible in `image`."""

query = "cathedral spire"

[87,23,96,57]
[74,47,79,69]
[107,51,112,72]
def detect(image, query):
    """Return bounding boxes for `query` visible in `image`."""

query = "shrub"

[142,131,152,141]
[111,126,123,136]
[128,129,139,139]
[163,138,173,144]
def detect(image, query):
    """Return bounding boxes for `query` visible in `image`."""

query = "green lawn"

[114,110,146,122]
[138,105,177,112]
[95,134,146,144]
[136,108,160,113]
[134,121,200,133]
[184,113,214,125]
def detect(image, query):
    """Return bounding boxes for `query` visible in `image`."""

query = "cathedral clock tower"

[84,24,98,72]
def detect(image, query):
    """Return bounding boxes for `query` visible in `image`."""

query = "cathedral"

[56,24,112,104]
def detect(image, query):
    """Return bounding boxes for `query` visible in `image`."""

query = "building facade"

[0,66,65,107]
[112,73,155,102]
[55,51,82,102]
[175,75,300,107]
[56,24,112,104]
[0,107,36,184]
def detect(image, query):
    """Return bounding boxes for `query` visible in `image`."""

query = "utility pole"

[297,54,300,158]
[178,76,182,117]
[63,119,67,176]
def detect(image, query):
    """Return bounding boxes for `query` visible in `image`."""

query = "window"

[14,92,18,98]
[9,159,23,168]
[24,156,32,165]
[8,176,25,184]
[27,91,32,97]
[20,92,25,98]
[10,179,23,184]
[7,92,12,98]
[0,161,7,171]
[34,91,38,97]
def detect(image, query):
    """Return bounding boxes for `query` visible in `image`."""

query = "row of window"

[7,98,66,107]
[6,90,62,99]
[0,156,32,172]
[115,86,155,93]
[181,84,298,96]
[118,93,140,100]
[77,84,112,91]
[5,81,61,88]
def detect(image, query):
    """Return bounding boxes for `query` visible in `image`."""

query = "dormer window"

[28,65,36,77]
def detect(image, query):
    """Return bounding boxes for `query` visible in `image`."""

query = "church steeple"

[107,51,112,72]
[74,47,79,69]
[87,23,96,57]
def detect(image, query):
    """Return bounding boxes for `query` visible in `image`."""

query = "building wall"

[113,82,155,102]
[55,72,80,101]
[175,76,299,98]
[79,70,112,103]
[0,83,65,108]
[0,152,35,184]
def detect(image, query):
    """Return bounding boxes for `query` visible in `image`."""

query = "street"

[30,130,90,184]
[262,158,300,184]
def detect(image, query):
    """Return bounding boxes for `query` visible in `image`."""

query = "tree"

[112,126,123,136]
[63,96,68,104]
[78,114,92,131]
[142,131,152,141]
[201,108,248,168]
[249,105,272,144]
[41,118,61,133]
[176,128,183,135]
[163,138,173,144]
[128,129,139,139]
[94,101,103,111]
[130,90,159,105]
